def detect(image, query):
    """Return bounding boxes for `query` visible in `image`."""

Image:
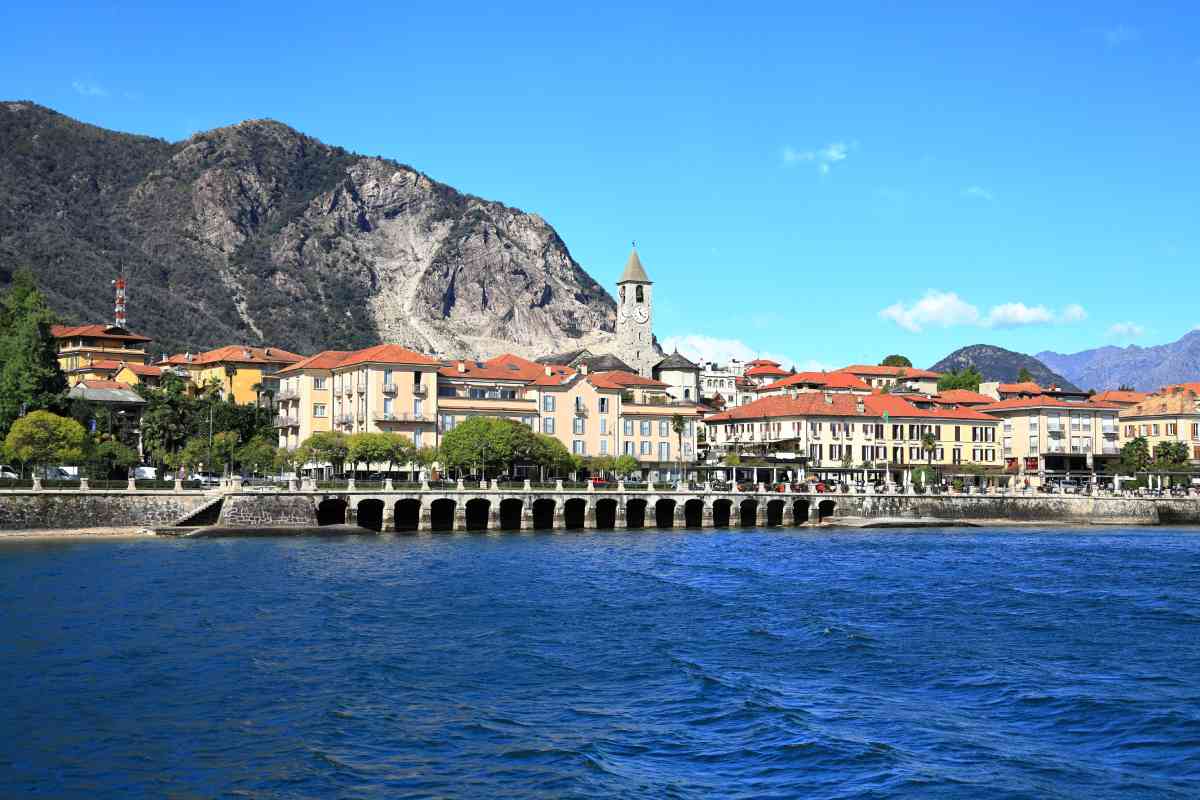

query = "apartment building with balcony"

[328,344,442,448]
[158,345,304,405]
[975,395,1121,481]
[273,350,350,450]
[754,371,872,399]
[834,365,942,395]
[704,393,1001,479]
[51,324,152,381]
[1119,388,1200,463]
[436,356,546,434]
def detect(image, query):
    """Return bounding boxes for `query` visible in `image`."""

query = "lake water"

[1,528,1198,799]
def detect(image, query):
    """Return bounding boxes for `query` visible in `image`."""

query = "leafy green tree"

[212,431,241,475]
[87,438,139,479]
[236,435,279,475]
[921,432,938,473]
[531,434,573,479]
[614,453,640,478]
[1117,436,1151,475]
[384,433,416,475]
[590,454,615,478]
[1017,367,1035,383]
[173,437,211,472]
[4,411,86,474]
[1154,441,1189,468]
[298,431,350,475]
[347,432,395,475]
[937,367,984,392]
[880,354,912,368]
[723,451,741,467]
[440,417,538,476]
[0,270,67,440]
[139,373,197,467]
[414,445,441,478]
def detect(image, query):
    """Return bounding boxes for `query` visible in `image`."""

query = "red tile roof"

[836,364,942,379]
[334,344,439,368]
[161,345,304,367]
[1092,389,1149,404]
[1157,382,1200,396]
[756,371,871,392]
[276,350,353,374]
[77,379,130,390]
[587,370,668,390]
[706,392,997,422]
[933,389,995,405]
[51,324,151,343]
[975,395,1120,412]
[746,359,782,367]
[745,364,790,377]
[996,381,1045,394]
[121,363,165,376]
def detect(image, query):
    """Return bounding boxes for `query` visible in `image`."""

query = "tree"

[299,431,349,475]
[920,432,938,481]
[236,435,279,475]
[614,453,640,478]
[88,438,139,480]
[384,433,416,475]
[347,432,394,475]
[672,413,687,481]
[723,452,741,467]
[224,364,237,400]
[1154,441,1189,468]
[4,411,86,474]
[173,437,211,472]
[880,354,912,368]
[1117,436,1151,476]
[440,417,537,477]
[531,434,572,479]
[0,270,68,440]
[937,367,983,392]
[211,431,240,475]
[139,373,196,467]
[1017,367,1035,383]
[414,445,441,479]
[590,454,615,478]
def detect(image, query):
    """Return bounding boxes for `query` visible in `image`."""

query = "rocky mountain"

[929,344,1079,391]
[0,101,616,359]
[1037,331,1200,392]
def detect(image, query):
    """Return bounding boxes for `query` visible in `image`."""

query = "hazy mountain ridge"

[0,101,615,358]
[929,344,1079,391]
[1037,331,1200,392]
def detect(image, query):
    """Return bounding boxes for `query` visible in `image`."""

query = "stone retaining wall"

[219,495,317,528]
[834,494,1178,524]
[0,492,210,530]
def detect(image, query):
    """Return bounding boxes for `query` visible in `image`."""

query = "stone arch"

[563,498,587,530]
[739,498,758,528]
[532,498,556,529]
[498,498,523,531]
[316,497,347,526]
[712,498,732,527]
[655,498,676,528]
[765,499,785,527]
[394,498,421,532]
[357,498,384,531]
[626,498,648,529]
[429,498,455,532]
[465,498,490,531]
[684,498,704,528]
[594,497,617,529]
[792,498,810,526]
[818,499,837,522]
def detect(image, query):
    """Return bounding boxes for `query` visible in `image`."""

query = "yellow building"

[50,324,152,381]
[1119,388,1200,464]
[273,351,351,450]
[328,344,443,448]
[159,346,304,405]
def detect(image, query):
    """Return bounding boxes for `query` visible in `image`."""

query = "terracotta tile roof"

[72,359,123,372]
[997,381,1045,394]
[836,364,942,379]
[756,371,871,392]
[746,359,782,367]
[587,370,668,390]
[276,350,353,374]
[334,344,439,368]
[51,324,152,343]
[438,358,535,381]
[77,379,129,390]
[1157,382,1200,396]
[121,363,165,376]
[1121,388,1200,418]
[933,389,995,405]
[1092,389,1150,404]
[976,395,1120,412]
[161,345,305,367]
[745,364,790,377]
[706,392,997,422]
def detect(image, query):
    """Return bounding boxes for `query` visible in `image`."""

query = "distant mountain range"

[1037,331,1200,392]
[929,344,1079,391]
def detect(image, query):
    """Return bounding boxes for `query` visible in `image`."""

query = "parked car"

[189,472,221,487]
[132,465,158,481]
[588,476,609,487]
[709,480,730,492]
[0,465,18,480]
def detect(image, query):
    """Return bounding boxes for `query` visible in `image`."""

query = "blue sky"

[3,1,1198,369]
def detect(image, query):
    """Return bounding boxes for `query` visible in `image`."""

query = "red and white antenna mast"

[113,276,127,328]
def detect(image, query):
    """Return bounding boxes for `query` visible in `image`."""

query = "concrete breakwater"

[3,489,1199,533]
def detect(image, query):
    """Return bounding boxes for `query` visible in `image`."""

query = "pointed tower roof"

[618,248,651,283]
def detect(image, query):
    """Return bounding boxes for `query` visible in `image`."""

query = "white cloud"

[1102,25,1140,46]
[71,80,108,97]
[660,334,822,372]
[962,185,995,201]
[783,141,853,174]
[1107,322,1145,339]
[879,291,1089,333]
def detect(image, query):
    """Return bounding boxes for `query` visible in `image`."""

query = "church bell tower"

[615,246,654,376]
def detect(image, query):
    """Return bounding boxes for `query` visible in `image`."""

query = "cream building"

[754,371,872,398]
[329,345,442,448]
[975,396,1121,482]
[1119,388,1200,464]
[835,365,942,395]
[652,350,701,402]
[274,350,350,450]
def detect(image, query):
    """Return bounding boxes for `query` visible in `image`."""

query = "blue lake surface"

[1,528,1198,799]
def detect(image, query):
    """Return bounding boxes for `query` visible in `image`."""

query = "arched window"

[620,285,626,302]
[636,285,644,303]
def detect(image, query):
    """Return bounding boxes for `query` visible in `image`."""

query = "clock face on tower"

[634,306,649,324]
[618,307,629,322]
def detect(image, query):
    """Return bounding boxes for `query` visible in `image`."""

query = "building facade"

[612,248,657,377]
[1119,389,1200,464]
[975,396,1121,482]
[159,346,304,405]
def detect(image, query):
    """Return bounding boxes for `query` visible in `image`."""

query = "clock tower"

[614,246,655,376]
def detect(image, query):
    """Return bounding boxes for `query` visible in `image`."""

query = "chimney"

[856,397,865,414]
[544,365,552,377]
[457,361,466,373]
[580,363,589,375]
[186,352,193,362]
[265,348,272,356]
[824,392,833,405]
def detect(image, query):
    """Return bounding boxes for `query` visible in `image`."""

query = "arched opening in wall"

[793,498,810,526]
[499,498,523,531]
[655,498,676,528]
[626,498,647,529]
[765,499,784,527]
[739,499,758,528]
[394,499,420,532]
[357,499,384,531]
[594,498,617,529]
[563,498,586,530]
[636,285,644,302]
[684,498,704,528]
[430,499,455,532]
[818,499,837,522]
[532,499,556,530]
[712,499,732,527]
[316,498,347,526]
[465,499,490,531]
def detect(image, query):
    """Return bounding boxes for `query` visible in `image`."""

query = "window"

[658,442,670,461]
[573,417,585,435]
[600,417,608,435]
[543,417,555,434]
[640,441,651,455]
[624,441,635,455]
[441,414,455,431]
[623,419,633,436]
[383,397,393,416]
[413,398,422,417]
[1167,423,1178,436]
[598,397,609,413]
[640,420,651,436]
[572,440,584,455]
[659,420,669,437]
[413,430,422,448]
[684,388,691,399]
[313,404,326,417]
[543,395,555,412]
[313,377,326,390]
[600,439,609,455]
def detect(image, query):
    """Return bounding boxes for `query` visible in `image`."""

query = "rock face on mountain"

[930,344,1078,390]
[0,102,615,358]
[1037,331,1200,392]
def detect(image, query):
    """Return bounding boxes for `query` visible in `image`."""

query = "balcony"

[276,388,299,401]
[374,412,427,423]
[335,413,353,425]
[574,405,589,417]
[356,380,368,393]
[273,415,298,428]
[382,383,398,396]
[412,383,427,396]
[341,386,353,398]
[356,412,366,423]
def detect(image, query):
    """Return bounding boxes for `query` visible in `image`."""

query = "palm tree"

[672,413,686,484]
[920,432,938,488]
[251,381,264,409]
[224,365,237,401]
